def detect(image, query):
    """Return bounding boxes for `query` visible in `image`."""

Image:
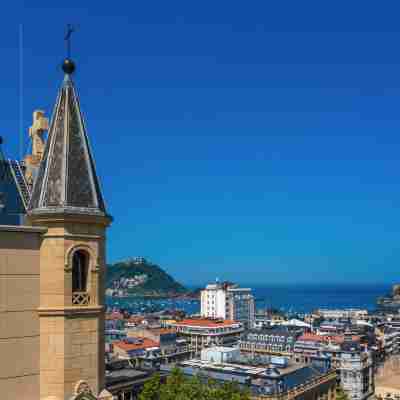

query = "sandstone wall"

[0,225,45,400]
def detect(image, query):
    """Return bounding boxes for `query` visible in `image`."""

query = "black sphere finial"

[62,58,76,75]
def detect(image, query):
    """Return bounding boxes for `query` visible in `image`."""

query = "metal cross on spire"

[62,24,77,75]
[64,24,75,59]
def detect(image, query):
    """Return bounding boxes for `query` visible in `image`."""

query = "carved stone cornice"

[37,305,104,317]
[0,225,47,233]
[44,233,103,240]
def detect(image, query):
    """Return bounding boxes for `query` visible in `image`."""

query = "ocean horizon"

[106,282,393,315]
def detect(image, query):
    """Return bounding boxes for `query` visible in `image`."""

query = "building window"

[72,250,90,305]
[72,250,89,292]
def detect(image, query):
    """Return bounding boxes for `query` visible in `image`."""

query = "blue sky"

[3,2,400,285]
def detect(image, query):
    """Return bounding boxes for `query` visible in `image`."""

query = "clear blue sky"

[2,2,400,285]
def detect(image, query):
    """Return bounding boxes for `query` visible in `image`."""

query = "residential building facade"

[201,281,255,328]
[240,327,302,358]
[168,318,244,354]
[339,339,374,400]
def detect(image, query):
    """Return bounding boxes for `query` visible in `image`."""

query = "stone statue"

[25,110,49,188]
[29,110,48,161]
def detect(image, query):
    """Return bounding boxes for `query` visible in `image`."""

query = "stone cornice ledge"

[0,224,47,233]
[38,305,104,316]
[43,233,103,240]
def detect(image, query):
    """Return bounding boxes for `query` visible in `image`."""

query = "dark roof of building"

[341,340,362,352]
[170,360,333,396]
[28,73,107,216]
[0,147,29,226]
[283,365,328,390]
[105,367,152,388]
[105,360,168,389]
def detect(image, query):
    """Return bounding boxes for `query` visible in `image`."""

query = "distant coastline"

[106,282,391,315]
[106,291,199,300]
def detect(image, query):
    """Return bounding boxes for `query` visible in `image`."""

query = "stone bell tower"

[27,58,112,400]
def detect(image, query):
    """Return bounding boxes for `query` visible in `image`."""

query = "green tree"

[337,387,349,400]
[139,368,251,400]
[178,375,205,400]
[139,373,161,400]
[159,367,186,400]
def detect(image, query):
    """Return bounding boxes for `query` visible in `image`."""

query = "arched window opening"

[71,250,90,306]
[72,250,88,292]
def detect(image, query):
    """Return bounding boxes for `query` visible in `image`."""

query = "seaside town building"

[317,309,369,321]
[378,328,400,359]
[167,318,244,354]
[105,311,126,331]
[111,333,192,370]
[201,346,241,363]
[318,321,347,335]
[0,58,113,399]
[127,326,192,362]
[339,335,374,400]
[127,327,176,348]
[294,333,342,369]
[161,346,337,400]
[254,311,287,328]
[201,281,255,328]
[294,332,374,400]
[385,317,400,355]
[113,338,160,360]
[239,326,303,358]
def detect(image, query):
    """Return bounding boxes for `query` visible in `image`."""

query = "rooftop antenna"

[19,24,23,161]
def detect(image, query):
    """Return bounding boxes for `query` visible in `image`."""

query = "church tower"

[27,59,112,400]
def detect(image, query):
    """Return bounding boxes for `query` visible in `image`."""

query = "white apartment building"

[200,282,255,328]
[201,283,227,319]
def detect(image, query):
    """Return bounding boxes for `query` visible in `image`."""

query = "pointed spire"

[28,66,107,216]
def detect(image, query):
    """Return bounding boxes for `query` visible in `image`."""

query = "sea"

[105,283,393,316]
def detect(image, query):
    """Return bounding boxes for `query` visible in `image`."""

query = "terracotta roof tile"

[113,338,159,351]
[298,333,360,344]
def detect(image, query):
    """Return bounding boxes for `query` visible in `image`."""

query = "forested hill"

[106,258,187,296]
